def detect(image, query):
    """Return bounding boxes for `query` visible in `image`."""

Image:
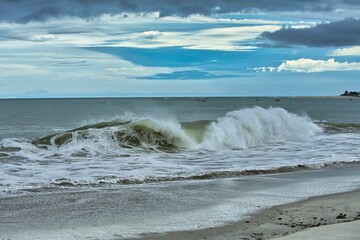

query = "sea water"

[0,97,359,193]
[1,97,360,238]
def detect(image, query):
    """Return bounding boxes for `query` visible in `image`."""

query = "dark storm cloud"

[20,6,63,23]
[261,18,360,47]
[0,0,358,23]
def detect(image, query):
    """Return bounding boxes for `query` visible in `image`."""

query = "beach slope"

[140,190,360,240]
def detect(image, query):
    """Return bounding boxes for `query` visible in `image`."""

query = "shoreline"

[1,166,359,240]
[136,189,360,240]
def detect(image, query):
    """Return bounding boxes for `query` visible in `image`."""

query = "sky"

[0,0,359,98]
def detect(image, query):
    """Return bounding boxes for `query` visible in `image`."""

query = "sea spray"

[201,107,323,150]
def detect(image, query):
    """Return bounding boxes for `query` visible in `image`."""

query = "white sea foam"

[1,107,359,191]
[201,107,322,150]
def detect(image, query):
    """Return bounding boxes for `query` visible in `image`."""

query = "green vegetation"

[341,90,359,97]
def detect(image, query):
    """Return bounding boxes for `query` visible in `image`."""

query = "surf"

[200,107,322,150]
[17,107,322,156]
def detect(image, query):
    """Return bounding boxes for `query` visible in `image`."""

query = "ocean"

[1,97,360,238]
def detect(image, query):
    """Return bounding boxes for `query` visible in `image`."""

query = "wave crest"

[2,107,323,157]
[201,107,322,150]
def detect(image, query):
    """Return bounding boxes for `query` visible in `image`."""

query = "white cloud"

[29,34,56,42]
[142,30,163,39]
[1,45,227,98]
[0,63,47,77]
[253,67,276,72]
[328,46,360,56]
[103,65,173,78]
[0,13,298,51]
[0,47,177,96]
[107,25,280,51]
[255,58,360,73]
[183,25,280,51]
[161,14,283,25]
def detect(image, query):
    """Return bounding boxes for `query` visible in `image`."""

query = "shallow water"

[1,166,360,239]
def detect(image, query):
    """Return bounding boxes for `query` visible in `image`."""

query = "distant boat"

[275,98,280,102]
[196,98,207,102]
[98,100,106,104]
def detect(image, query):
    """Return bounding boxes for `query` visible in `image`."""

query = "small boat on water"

[196,98,207,102]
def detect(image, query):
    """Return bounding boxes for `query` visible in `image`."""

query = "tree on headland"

[341,90,359,97]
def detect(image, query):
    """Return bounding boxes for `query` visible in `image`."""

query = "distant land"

[340,91,360,97]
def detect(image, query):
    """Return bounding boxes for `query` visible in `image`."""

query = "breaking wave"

[200,107,321,150]
[0,107,324,158]
[319,122,360,133]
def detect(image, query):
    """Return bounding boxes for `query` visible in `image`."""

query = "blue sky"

[0,0,359,98]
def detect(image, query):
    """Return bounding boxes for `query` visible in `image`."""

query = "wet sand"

[0,166,359,240]
[274,221,360,240]
[138,190,360,240]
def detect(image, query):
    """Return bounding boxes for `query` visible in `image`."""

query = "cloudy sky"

[0,0,359,98]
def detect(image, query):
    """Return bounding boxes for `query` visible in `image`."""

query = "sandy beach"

[1,165,359,240]
[138,189,360,240]
[274,221,360,240]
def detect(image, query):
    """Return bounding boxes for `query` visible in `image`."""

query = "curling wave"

[32,107,321,151]
[0,107,324,157]
[319,122,360,133]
